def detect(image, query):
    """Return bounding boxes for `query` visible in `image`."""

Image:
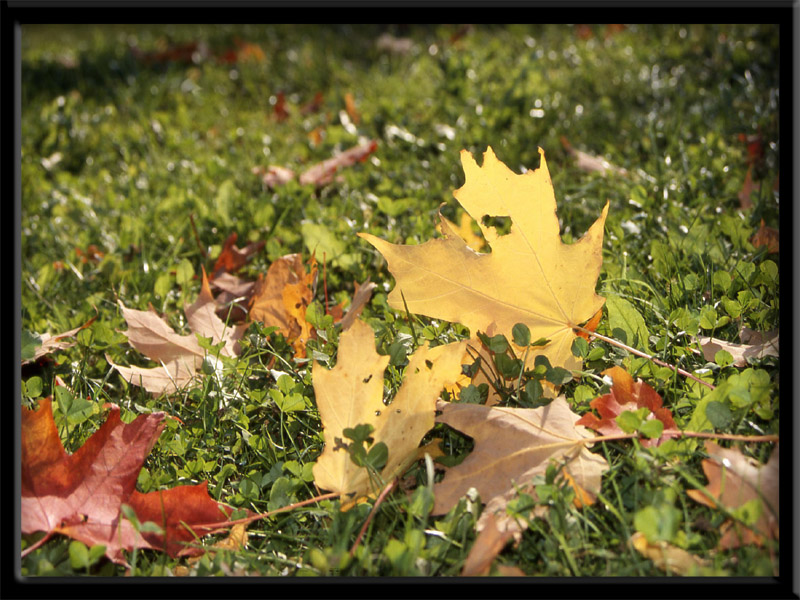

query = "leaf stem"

[350,477,398,557]
[573,325,715,390]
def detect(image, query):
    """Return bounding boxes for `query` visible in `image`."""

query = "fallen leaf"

[254,140,378,189]
[375,33,415,54]
[273,91,289,121]
[210,271,256,322]
[738,131,764,169]
[248,253,317,357]
[300,91,325,115]
[298,139,378,187]
[360,146,608,379]
[461,512,514,576]
[253,164,297,188]
[108,270,245,394]
[630,532,711,575]
[696,329,778,367]
[344,92,360,124]
[687,441,779,549]
[560,136,629,177]
[22,316,97,365]
[21,399,244,566]
[211,232,265,279]
[738,165,759,210]
[431,397,609,524]
[575,366,679,447]
[750,219,779,254]
[339,278,378,331]
[312,320,467,508]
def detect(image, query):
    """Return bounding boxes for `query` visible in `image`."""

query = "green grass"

[20,24,780,577]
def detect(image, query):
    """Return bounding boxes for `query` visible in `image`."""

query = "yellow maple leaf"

[359,146,608,376]
[312,320,466,508]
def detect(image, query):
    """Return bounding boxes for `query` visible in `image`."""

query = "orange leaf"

[750,219,779,254]
[687,442,779,550]
[575,367,678,447]
[211,232,265,279]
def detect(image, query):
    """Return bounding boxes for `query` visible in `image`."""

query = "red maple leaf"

[22,399,247,566]
[575,366,678,447]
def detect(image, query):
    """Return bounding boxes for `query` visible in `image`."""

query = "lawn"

[19,23,783,580]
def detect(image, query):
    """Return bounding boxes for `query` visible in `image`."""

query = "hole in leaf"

[481,215,512,236]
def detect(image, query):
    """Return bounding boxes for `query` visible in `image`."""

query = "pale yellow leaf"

[360,146,608,377]
[312,320,467,507]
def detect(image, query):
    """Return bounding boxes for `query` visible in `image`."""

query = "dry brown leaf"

[248,253,310,342]
[432,397,609,523]
[339,278,378,331]
[255,141,378,189]
[696,329,778,367]
[22,316,97,365]
[561,136,629,177]
[108,270,245,395]
[687,441,779,550]
[461,512,514,576]
[312,320,467,508]
[630,532,711,575]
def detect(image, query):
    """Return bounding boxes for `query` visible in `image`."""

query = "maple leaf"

[108,270,245,395]
[22,399,244,566]
[360,146,608,378]
[21,315,97,365]
[687,441,779,550]
[575,366,679,447]
[696,327,778,367]
[432,397,609,528]
[248,253,317,357]
[312,320,467,508]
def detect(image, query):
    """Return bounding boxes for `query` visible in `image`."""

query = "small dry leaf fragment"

[738,165,759,210]
[254,140,378,188]
[360,146,608,380]
[560,136,629,177]
[375,33,415,54]
[108,270,245,395]
[575,366,678,447]
[339,278,378,331]
[21,399,245,566]
[298,139,378,187]
[22,316,97,365]
[312,320,467,508]
[687,441,779,550]
[696,329,778,367]
[749,219,779,254]
[461,512,514,576]
[630,532,711,575]
[432,397,609,522]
